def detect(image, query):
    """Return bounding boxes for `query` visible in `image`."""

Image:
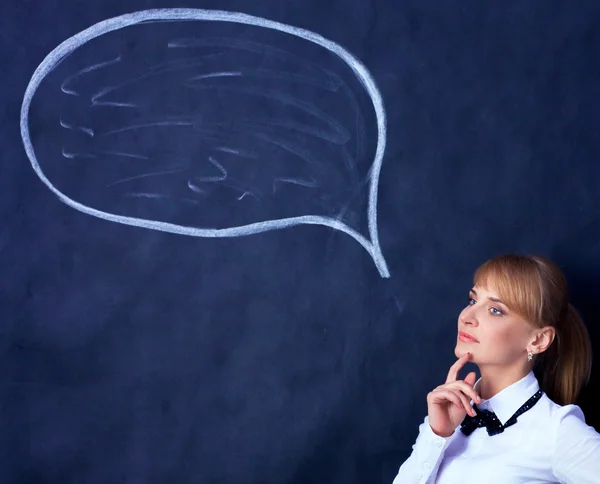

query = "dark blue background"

[2,1,599,483]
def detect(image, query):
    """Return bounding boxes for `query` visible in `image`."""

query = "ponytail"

[537,304,593,405]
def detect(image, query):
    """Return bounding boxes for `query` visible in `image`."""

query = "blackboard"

[2,1,599,483]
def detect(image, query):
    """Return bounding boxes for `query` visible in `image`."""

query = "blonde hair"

[474,254,592,405]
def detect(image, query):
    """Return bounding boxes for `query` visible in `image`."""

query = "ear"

[529,326,556,355]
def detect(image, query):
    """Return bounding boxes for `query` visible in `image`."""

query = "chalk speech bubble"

[20,9,390,277]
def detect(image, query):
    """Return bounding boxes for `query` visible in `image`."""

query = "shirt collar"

[474,371,540,426]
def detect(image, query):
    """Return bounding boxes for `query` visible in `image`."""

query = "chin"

[455,345,471,359]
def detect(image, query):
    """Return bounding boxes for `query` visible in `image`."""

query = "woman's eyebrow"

[470,288,507,306]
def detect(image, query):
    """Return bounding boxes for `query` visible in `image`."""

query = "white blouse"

[393,371,600,483]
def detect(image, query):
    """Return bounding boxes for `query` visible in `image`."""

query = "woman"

[393,254,600,483]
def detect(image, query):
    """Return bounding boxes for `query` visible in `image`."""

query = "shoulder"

[537,393,595,441]
[519,393,588,442]
[541,394,587,425]
[540,396,600,480]
[518,394,597,463]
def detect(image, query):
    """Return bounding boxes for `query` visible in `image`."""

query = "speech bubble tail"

[315,218,390,278]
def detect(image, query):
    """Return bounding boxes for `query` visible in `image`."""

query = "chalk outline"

[20,8,390,277]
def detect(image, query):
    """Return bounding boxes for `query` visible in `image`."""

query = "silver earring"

[527,350,533,361]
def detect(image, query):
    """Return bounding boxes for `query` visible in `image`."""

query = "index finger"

[445,353,470,383]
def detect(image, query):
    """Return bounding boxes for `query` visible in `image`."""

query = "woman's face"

[454,283,535,366]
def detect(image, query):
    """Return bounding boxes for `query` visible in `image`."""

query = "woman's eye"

[490,307,504,316]
[468,298,476,305]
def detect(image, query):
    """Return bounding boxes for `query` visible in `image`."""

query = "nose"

[459,305,478,326]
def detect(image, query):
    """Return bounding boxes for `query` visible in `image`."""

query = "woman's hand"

[426,353,481,437]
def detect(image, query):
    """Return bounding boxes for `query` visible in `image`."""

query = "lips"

[459,331,479,343]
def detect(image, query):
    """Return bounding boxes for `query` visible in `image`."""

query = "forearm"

[392,417,451,484]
